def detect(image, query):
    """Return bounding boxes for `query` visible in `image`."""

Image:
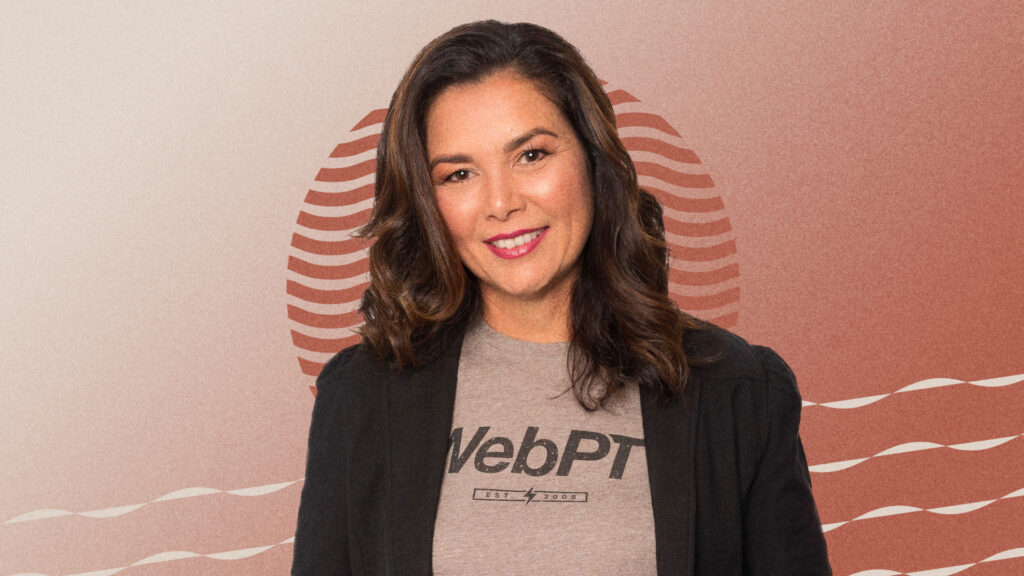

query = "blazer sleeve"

[292,347,359,576]
[743,347,832,576]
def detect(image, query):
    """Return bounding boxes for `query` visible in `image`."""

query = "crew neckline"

[467,316,570,359]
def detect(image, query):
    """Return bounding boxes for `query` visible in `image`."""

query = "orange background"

[2,2,1022,575]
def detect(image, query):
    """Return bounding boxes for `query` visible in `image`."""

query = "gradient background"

[2,1,1022,575]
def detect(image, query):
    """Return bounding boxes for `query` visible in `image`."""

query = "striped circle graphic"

[287,85,738,392]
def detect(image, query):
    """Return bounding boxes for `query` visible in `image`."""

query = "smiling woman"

[427,72,594,342]
[293,20,832,576]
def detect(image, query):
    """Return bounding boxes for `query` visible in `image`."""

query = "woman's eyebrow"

[429,153,471,172]
[504,127,558,153]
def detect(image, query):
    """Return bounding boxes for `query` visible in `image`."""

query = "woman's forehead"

[425,72,570,153]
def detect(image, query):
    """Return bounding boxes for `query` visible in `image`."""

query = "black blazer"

[292,325,832,575]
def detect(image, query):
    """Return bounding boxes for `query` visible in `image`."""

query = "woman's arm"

[743,347,832,576]
[292,348,359,576]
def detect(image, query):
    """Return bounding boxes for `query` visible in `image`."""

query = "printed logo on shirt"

[447,426,644,480]
[473,487,588,504]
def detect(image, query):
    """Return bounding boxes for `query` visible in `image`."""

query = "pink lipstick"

[485,227,547,259]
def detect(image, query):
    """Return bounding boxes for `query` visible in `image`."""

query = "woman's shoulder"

[316,342,364,381]
[685,322,802,408]
[313,341,391,400]
[685,323,807,487]
[307,342,399,441]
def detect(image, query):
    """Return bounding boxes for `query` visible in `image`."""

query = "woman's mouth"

[485,227,547,259]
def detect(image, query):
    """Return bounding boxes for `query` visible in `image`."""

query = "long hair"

[358,20,709,406]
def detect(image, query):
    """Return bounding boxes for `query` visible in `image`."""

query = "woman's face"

[426,71,594,319]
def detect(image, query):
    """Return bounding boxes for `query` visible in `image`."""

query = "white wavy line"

[153,487,220,501]
[3,478,303,525]
[820,520,847,532]
[229,480,297,497]
[912,564,973,576]
[856,505,921,520]
[133,550,199,565]
[877,441,944,456]
[80,504,145,519]
[899,377,965,392]
[10,536,296,576]
[822,487,1024,533]
[985,547,1024,561]
[929,500,995,514]
[802,373,1024,409]
[848,547,1024,576]
[808,434,1020,473]
[810,458,868,473]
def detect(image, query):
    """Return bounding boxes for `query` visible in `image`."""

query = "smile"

[485,227,547,259]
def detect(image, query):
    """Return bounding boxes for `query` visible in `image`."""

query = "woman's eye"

[443,169,471,183]
[520,148,548,163]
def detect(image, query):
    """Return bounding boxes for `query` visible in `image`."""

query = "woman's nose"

[484,170,525,221]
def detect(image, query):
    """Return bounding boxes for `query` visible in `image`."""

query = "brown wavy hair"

[358,20,709,407]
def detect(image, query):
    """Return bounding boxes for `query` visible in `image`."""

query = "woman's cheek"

[437,192,477,244]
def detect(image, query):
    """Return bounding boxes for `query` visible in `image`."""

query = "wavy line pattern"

[287,85,739,386]
[821,487,1024,533]
[848,546,1024,576]
[808,434,1021,473]
[9,536,296,576]
[3,478,303,525]
[802,373,1024,410]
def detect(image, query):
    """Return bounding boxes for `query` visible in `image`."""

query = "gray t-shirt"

[432,319,657,575]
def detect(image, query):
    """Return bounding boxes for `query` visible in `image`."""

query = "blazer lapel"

[386,338,463,575]
[641,375,700,576]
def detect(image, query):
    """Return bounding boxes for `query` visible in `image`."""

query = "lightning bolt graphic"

[524,487,537,505]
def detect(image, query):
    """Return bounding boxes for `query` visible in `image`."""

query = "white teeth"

[491,229,543,249]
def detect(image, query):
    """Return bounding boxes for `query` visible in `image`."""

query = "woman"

[293,20,831,576]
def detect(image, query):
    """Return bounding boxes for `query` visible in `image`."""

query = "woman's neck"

[480,291,572,343]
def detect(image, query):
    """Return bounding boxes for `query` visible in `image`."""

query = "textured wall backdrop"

[2,2,1022,575]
